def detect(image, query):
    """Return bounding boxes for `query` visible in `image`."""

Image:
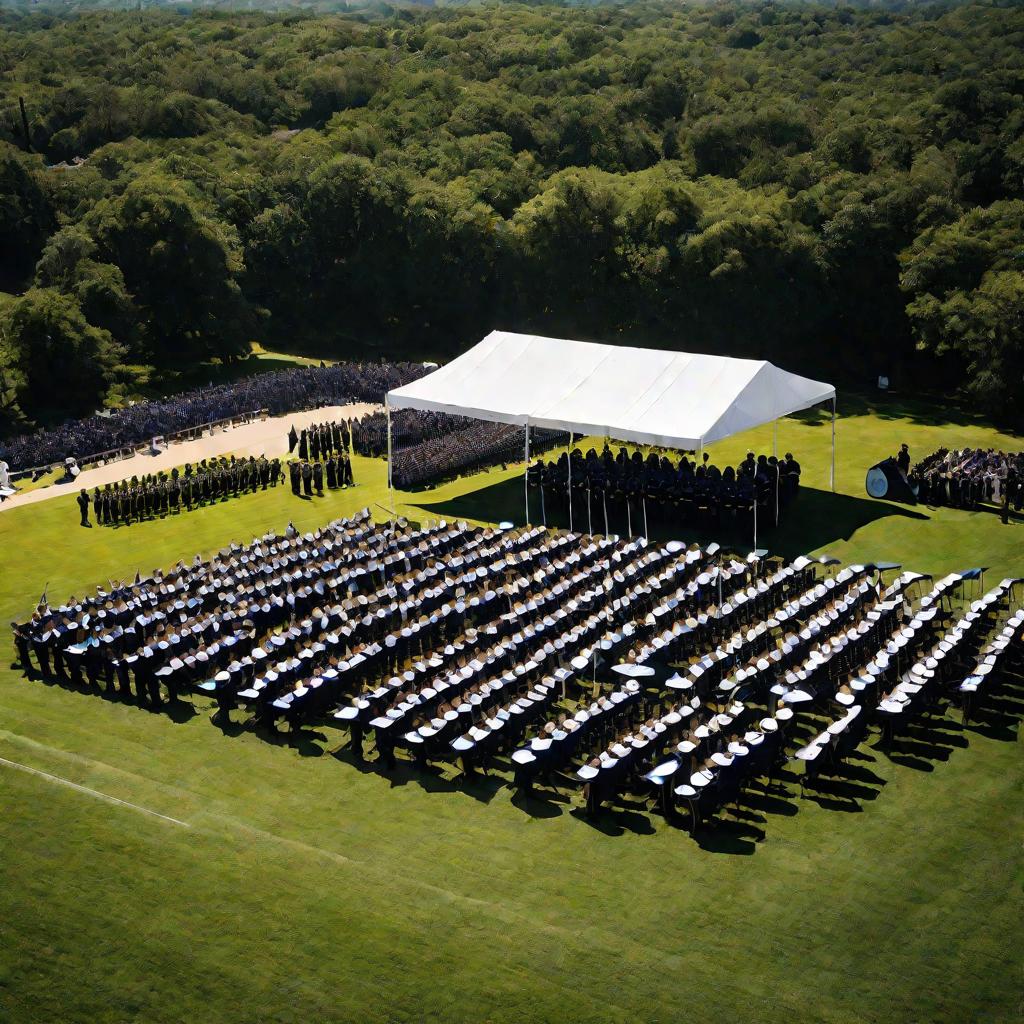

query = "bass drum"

[865,457,918,505]
[865,465,889,498]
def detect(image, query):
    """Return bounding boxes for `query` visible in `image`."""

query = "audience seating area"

[2,361,427,475]
[352,408,561,489]
[10,514,1023,837]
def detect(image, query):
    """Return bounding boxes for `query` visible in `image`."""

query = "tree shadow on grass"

[790,389,1024,436]
[416,477,930,557]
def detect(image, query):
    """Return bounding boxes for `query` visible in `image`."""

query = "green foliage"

[2,287,123,417]
[0,143,54,287]
[901,201,1024,423]
[85,172,253,365]
[0,2,1022,426]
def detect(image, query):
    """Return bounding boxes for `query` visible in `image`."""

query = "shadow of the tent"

[414,477,930,554]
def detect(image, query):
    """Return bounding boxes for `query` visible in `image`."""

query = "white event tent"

[386,331,836,527]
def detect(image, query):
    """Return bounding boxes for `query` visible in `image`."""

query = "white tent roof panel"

[388,331,835,449]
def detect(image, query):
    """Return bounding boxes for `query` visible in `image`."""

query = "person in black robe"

[301,461,313,497]
[342,452,354,486]
[896,443,911,479]
[310,429,320,462]
[298,430,309,461]
[313,460,324,496]
[11,621,32,676]
[289,461,300,495]
[31,625,53,679]
[78,489,91,527]
[288,425,298,453]
[326,456,337,489]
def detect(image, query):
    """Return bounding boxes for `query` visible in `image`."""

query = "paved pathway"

[0,403,380,512]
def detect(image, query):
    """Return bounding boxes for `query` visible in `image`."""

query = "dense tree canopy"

[1,1,1022,429]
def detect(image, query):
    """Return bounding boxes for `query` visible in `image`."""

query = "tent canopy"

[387,331,835,449]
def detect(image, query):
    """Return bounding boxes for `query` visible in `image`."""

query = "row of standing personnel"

[77,456,284,526]
[287,420,353,463]
[530,446,802,525]
[288,452,355,497]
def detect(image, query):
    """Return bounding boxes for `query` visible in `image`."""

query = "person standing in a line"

[77,489,91,527]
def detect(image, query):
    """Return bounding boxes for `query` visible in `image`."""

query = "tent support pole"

[386,399,394,515]
[587,486,592,535]
[567,431,574,532]
[540,484,546,527]
[643,497,648,538]
[603,489,609,536]
[773,419,778,458]
[830,397,836,494]
[524,422,530,525]
[627,498,632,537]
[753,491,757,552]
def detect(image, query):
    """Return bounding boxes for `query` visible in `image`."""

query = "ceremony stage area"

[1,391,1022,1024]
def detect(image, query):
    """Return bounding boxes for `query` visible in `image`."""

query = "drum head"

[865,466,888,498]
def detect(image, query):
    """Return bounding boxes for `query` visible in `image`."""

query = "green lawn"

[145,344,336,395]
[0,394,1021,1024]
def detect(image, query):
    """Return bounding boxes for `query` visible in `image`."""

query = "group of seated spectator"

[530,445,802,530]
[911,447,1024,510]
[11,510,1020,836]
[351,409,470,459]
[0,360,428,474]
[75,455,283,528]
[351,408,560,489]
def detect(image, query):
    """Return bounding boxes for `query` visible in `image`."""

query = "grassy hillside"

[0,395,1021,1024]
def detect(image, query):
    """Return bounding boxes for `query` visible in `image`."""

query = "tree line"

[1,1,1022,429]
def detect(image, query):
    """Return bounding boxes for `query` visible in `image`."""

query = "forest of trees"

[1,1,1022,429]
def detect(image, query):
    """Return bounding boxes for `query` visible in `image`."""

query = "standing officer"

[78,489,92,527]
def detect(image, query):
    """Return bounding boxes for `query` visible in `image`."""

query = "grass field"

[0,393,1021,1024]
